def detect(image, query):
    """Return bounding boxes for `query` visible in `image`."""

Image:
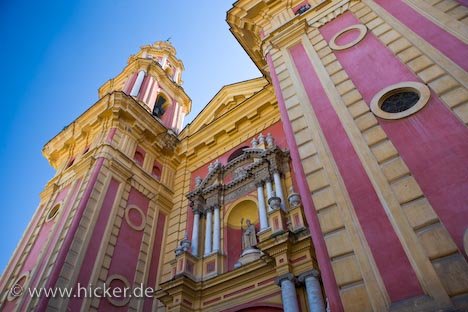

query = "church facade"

[1,0,468,311]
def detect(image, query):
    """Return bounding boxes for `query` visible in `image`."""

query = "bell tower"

[99,40,190,133]
[0,41,190,311]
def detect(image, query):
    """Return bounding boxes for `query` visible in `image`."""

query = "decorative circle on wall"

[370,82,430,120]
[329,24,367,51]
[125,205,146,231]
[7,272,29,301]
[105,274,131,306]
[45,203,61,222]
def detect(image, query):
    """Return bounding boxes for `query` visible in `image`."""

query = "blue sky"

[0,0,260,273]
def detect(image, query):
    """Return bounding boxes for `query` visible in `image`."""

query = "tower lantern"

[98,40,191,133]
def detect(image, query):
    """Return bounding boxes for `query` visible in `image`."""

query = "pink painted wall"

[106,128,117,143]
[137,75,150,101]
[0,204,44,292]
[21,179,83,311]
[143,212,166,311]
[68,178,120,311]
[36,158,104,311]
[290,41,423,301]
[375,0,468,71]
[266,55,344,311]
[2,186,71,312]
[98,187,149,310]
[123,73,138,95]
[321,11,468,254]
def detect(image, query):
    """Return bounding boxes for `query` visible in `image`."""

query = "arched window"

[153,95,167,118]
[133,148,145,167]
[227,146,248,163]
[152,165,162,180]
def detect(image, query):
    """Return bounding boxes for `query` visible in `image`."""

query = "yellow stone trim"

[328,24,368,51]
[370,82,430,119]
[403,0,468,44]
[360,0,468,90]
[280,39,389,311]
[302,27,453,307]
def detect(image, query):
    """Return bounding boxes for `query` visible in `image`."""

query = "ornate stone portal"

[159,133,321,311]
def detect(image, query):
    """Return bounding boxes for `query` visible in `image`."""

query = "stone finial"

[213,159,220,169]
[288,186,302,208]
[195,176,203,187]
[268,194,282,210]
[251,137,258,148]
[258,133,265,145]
[266,133,275,148]
[208,162,214,172]
[175,233,191,256]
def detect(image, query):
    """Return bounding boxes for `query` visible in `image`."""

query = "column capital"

[297,269,320,283]
[255,180,265,188]
[275,273,296,286]
[271,168,283,176]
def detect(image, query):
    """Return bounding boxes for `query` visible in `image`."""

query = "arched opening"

[225,200,259,271]
[227,146,248,163]
[133,148,145,167]
[153,95,168,118]
[152,164,162,180]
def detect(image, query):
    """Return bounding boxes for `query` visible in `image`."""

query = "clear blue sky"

[0,0,260,273]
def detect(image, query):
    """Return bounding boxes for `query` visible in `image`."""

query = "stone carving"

[258,133,265,145]
[233,167,247,180]
[241,219,258,250]
[175,233,191,256]
[288,186,302,208]
[251,137,258,148]
[268,192,282,210]
[266,133,275,148]
[208,159,221,173]
[195,176,203,187]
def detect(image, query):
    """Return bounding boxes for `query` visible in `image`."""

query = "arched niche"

[225,198,259,271]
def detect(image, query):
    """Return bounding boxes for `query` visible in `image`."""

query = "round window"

[46,204,61,222]
[370,82,430,120]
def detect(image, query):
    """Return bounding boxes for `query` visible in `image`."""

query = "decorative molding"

[328,24,368,50]
[369,81,430,120]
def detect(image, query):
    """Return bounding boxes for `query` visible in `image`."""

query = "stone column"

[273,170,286,210]
[256,182,269,230]
[212,205,220,253]
[266,178,274,201]
[299,270,326,312]
[277,274,300,312]
[191,209,200,256]
[130,70,145,96]
[204,207,213,256]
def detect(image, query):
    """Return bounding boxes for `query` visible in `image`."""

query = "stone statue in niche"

[241,219,257,250]
[234,219,262,268]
